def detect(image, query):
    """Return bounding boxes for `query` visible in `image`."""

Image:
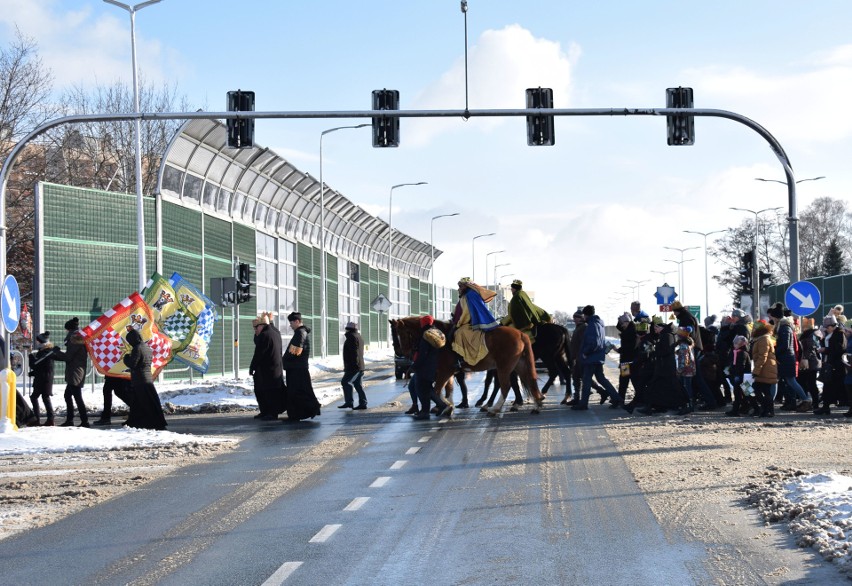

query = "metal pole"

[730,206,782,320]
[103,0,163,292]
[430,213,460,316]
[683,229,725,319]
[471,232,495,282]
[318,124,369,359]
[387,182,426,343]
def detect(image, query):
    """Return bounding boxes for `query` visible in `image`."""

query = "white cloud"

[406,24,579,147]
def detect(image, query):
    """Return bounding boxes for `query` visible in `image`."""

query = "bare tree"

[0,30,62,304]
[797,197,852,278]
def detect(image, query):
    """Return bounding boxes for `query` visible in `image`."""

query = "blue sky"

[2,1,851,322]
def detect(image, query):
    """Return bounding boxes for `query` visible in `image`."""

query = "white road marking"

[309,524,341,543]
[261,561,303,585]
[418,436,431,443]
[344,497,370,511]
[390,460,407,470]
[405,447,421,455]
[370,476,391,488]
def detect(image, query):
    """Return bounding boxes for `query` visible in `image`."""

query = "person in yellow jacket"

[750,319,778,418]
[500,279,551,343]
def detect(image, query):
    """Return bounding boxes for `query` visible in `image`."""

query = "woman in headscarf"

[123,328,167,430]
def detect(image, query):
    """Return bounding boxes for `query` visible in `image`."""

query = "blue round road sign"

[784,280,821,316]
[1,274,20,332]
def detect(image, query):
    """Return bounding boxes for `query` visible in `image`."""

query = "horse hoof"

[486,411,497,417]
[531,409,540,415]
[510,405,519,412]
[474,401,484,408]
[479,406,489,413]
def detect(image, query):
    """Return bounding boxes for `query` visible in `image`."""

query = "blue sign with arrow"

[1,274,20,333]
[784,280,821,316]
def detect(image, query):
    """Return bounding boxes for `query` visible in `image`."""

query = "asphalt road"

[0,373,710,585]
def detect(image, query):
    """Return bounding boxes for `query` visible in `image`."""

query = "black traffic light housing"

[759,271,774,291]
[526,87,555,146]
[372,89,400,148]
[739,250,755,293]
[236,262,255,304]
[226,90,255,149]
[666,86,695,146]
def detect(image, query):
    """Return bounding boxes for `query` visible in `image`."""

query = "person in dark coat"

[796,317,822,407]
[767,303,810,412]
[615,312,637,401]
[623,318,655,413]
[411,315,451,420]
[249,312,284,420]
[29,331,57,426]
[816,314,845,415]
[281,312,321,422]
[638,319,682,414]
[573,305,622,410]
[338,321,367,410]
[122,328,167,430]
[52,317,90,427]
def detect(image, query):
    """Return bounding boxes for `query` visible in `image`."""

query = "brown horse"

[390,317,545,415]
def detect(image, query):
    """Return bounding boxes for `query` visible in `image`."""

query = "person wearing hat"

[412,315,452,420]
[830,304,848,326]
[637,318,683,415]
[500,279,551,344]
[28,331,57,426]
[52,317,90,427]
[815,314,845,415]
[281,312,321,422]
[122,328,168,430]
[338,321,367,410]
[623,316,655,414]
[674,325,697,415]
[615,312,637,402]
[573,305,622,410]
[249,312,284,421]
[451,278,499,368]
[767,303,811,412]
[725,334,754,417]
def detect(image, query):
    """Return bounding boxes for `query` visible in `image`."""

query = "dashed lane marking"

[309,524,341,543]
[370,476,391,488]
[261,561,302,585]
[405,447,421,455]
[344,497,370,511]
[418,436,431,443]
[390,460,407,470]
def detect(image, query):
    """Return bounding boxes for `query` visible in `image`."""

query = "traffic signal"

[526,87,555,146]
[226,90,255,149]
[759,271,774,291]
[739,250,754,293]
[372,89,400,148]
[666,87,695,146]
[236,262,255,304]
[210,277,238,307]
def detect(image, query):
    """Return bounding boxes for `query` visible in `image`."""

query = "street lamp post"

[626,279,649,304]
[497,272,514,315]
[494,262,511,290]
[387,181,427,308]
[730,206,783,320]
[318,123,370,358]
[430,212,460,316]
[651,269,677,283]
[663,246,699,302]
[753,176,825,284]
[471,233,495,282]
[663,258,695,302]
[103,0,163,291]
[683,229,726,321]
[484,250,505,288]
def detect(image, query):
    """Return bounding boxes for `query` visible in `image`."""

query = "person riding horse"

[500,279,551,344]
[451,277,499,368]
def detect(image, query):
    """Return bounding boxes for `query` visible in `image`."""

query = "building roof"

[156,119,436,279]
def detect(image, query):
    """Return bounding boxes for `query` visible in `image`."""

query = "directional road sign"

[1,275,20,333]
[654,284,677,305]
[784,280,821,316]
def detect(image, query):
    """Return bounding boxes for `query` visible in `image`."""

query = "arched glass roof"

[156,119,437,280]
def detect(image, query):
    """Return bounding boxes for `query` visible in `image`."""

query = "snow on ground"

[0,347,394,456]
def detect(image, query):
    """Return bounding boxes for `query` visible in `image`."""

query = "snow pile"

[745,466,852,574]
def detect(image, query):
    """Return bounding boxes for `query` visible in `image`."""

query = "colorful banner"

[169,273,219,374]
[80,292,173,379]
[142,272,199,353]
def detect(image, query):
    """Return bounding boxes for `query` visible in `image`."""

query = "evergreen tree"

[821,239,846,276]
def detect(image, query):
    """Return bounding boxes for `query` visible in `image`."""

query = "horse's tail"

[520,331,540,400]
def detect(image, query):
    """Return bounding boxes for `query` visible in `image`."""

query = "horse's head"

[391,316,430,358]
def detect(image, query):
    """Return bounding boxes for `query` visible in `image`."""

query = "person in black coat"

[615,313,637,401]
[411,315,451,420]
[29,331,57,425]
[122,328,167,430]
[93,376,132,426]
[281,312,321,422]
[52,317,90,427]
[249,313,284,421]
[815,314,846,415]
[338,321,367,410]
[638,320,682,414]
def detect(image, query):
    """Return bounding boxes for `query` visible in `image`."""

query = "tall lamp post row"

[471,233,495,283]
[431,212,460,316]
[683,229,725,320]
[484,250,505,288]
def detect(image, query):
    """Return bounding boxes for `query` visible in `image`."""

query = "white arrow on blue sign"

[1,274,20,333]
[784,280,821,316]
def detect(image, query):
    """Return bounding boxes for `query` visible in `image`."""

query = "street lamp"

[626,279,649,304]
[754,176,825,186]
[471,233,495,282]
[387,181,427,315]
[729,206,782,320]
[651,269,677,282]
[663,246,699,302]
[103,0,163,291]
[494,262,511,289]
[318,123,369,358]
[663,258,695,301]
[430,212,460,316]
[484,250,505,288]
[683,229,726,322]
